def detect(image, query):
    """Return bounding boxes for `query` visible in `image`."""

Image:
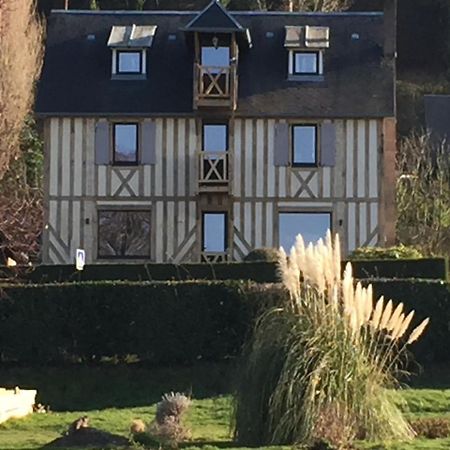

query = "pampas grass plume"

[407,318,430,344]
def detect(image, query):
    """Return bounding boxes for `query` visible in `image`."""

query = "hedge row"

[0,281,271,365]
[0,278,448,365]
[350,258,448,281]
[368,279,450,365]
[0,262,279,284]
[1,258,447,283]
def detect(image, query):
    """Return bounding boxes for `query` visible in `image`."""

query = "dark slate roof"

[35,9,395,118]
[425,95,450,143]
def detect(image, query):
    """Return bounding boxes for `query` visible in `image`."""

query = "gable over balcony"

[182,0,252,111]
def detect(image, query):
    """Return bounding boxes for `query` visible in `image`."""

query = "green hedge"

[367,279,450,364]
[350,258,448,281]
[1,258,447,284]
[0,280,268,365]
[0,278,449,366]
[0,262,279,284]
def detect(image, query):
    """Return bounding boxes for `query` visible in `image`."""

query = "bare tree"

[0,0,43,180]
[289,0,353,11]
[396,132,450,255]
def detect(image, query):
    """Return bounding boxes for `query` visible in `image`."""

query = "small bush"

[349,245,423,260]
[410,418,450,439]
[149,392,192,448]
[244,248,280,262]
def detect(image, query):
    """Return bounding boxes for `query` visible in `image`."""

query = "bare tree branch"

[0,0,44,180]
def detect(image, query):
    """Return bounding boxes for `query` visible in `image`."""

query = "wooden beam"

[380,117,397,246]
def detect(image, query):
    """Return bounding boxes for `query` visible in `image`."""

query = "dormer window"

[293,51,319,75]
[285,25,329,81]
[117,50,142,74]
[107,24,157,80]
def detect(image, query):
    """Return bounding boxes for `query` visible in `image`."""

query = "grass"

[0,363,449,449]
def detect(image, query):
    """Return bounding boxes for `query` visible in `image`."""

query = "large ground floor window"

[98,210,151,259]
[278,212,331,252]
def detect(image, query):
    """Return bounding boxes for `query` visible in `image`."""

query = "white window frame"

[111,48,147,77]
[288,50,324,76]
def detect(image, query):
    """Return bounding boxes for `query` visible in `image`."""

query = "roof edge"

[50,9,383,17]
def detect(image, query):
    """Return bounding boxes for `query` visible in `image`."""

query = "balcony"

[193,64,237,109]
[198,151,229,192]
[201,251,229,263]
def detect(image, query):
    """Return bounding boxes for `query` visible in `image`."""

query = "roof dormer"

[107,24,157,80]
[285,25,330,81]
[182,0,251,111]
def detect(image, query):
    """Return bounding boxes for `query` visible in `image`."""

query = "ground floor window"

[202,212,227,261]
[278,212,331,252]
[98,210,151,258]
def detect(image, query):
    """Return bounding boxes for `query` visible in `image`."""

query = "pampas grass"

[233,232,429,448]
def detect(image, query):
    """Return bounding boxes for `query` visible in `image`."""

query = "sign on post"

[76,249,85,271]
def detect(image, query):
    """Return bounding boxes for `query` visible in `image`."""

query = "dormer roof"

[183,0,246,33]
[107,24,157,48]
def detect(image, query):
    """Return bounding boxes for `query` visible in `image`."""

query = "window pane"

[293,125,316,164]
[203,124,227,152]
[114,124,137,163]
[295,52,318,74]
[203,213,226,252]
[118,52,141,73]
[201,46,230,72]
[98,210,151,258]
[279,212,330,252]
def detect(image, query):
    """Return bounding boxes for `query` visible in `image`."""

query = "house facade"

[36,0,397,264]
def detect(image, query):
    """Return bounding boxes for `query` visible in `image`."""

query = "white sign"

[76,249,85,271]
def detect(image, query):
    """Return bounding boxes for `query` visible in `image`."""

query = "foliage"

[3,258,447,284]
[350,258,448,281]
[146,392,192,448]
[0,280,267,364]
[0,0,43,180]
[349,246,423,261]
[368,279,450,365]
[244,248,280,263]
[2,261,280,283]
[396,132,450,256]
[410,418,450,439]
[233,233,429,447]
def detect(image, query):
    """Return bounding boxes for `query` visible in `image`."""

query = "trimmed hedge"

[0,278,449,365]
[350,258,448,281]
[0,280,273,365]
[1,257,447,284]
[368,279,450,364]
[0,261,279,284]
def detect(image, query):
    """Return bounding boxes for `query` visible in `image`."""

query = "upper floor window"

[117,50,142,74]
[113,123,138,165]
[294,51,319,75]
[202,123,228,152]
[201,46,230,70]
[292,124,317,166]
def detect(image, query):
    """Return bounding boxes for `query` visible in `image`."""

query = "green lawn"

[0,364,449,450]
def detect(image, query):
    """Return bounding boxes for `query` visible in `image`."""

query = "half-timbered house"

[36,0,397,264]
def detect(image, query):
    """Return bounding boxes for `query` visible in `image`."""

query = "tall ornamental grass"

[233,232,429,448]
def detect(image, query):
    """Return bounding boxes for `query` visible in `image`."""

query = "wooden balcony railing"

[198,151,229,191]
[201,251,229,263]
[194,64,237,109]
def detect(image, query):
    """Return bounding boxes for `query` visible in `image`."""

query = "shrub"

[349,245,423,260]
[244,248,281,263]
[410,418,450,439]
[233,233,429,447]
[0,280,267,364]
